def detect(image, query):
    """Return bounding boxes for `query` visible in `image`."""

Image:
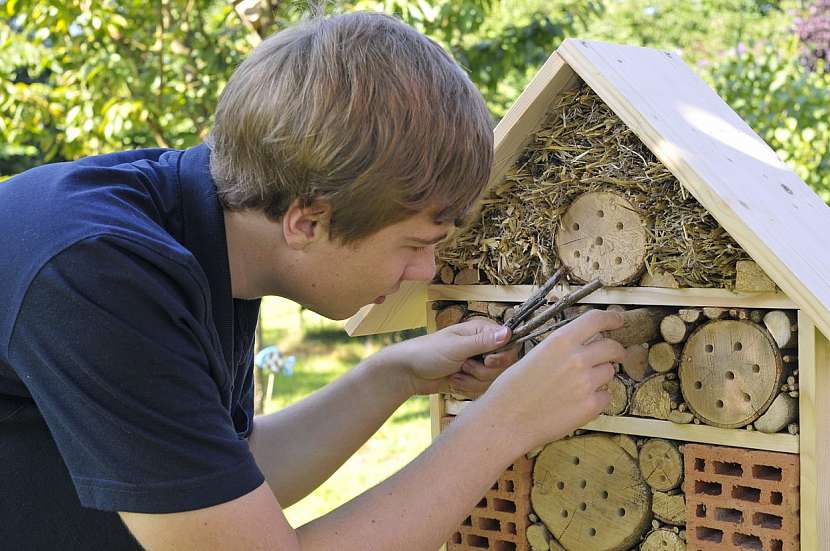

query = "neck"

[223,209,294,300]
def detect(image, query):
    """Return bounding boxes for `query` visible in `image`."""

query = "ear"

[282,198,332,250]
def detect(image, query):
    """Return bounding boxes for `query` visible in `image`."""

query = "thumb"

[453,325,511,358]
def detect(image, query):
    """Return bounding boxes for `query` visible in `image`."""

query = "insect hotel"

[347,39,830,551]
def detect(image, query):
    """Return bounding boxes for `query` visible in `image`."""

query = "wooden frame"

[798,312,830,549]
[347,38,830,548]
[430,296,827,548]
[428,284,794,309]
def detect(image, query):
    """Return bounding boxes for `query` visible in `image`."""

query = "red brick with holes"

[683,443,799,551]
[441,416,532,551]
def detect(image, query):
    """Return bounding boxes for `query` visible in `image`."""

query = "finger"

[448,316,501,336]
[461,359,504,382]
[449,373,491,398]
[579,338,627,367]
[558,310,624,345]
[448,320,511,359]
[589,362,616,390]
[483,345,520,369]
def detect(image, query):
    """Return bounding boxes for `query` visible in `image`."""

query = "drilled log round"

[603,375,631,416]
[679,320,784,428]
[648,342,679,373]
[554,192,648,285]
[531,434,651,551]
[638,439,683,492]
[640,529,685,551]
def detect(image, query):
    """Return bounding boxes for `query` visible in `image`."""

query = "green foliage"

[360,0,603,115]
[707,36,830,199]
[583,0,793,65]
[2,0,828,202]
[0,0,251,177]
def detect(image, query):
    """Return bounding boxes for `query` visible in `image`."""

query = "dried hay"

[437,84,748,287]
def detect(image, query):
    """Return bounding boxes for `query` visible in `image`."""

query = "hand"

[476,309,626,452]
[382,317,521,398]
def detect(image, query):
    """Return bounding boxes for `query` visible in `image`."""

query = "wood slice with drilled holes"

[638,439,683,492]
[640,529,685,551]
[679,320,784,428]
[554,192,648,285]
[531,434,651,551]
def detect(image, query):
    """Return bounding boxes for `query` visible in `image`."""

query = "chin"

[308,305,362,321]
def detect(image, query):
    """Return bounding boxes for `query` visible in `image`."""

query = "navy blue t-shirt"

[0,144,265,547]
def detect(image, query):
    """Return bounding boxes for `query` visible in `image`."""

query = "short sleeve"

[8,234,264,513]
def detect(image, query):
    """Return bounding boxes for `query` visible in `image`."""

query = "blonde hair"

[209,12,493,242]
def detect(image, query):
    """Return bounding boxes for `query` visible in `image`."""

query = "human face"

[300,210,451,320]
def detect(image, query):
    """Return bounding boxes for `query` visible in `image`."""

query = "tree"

[0,0,251,177]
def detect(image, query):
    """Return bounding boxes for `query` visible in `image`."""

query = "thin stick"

[513,316,576,345]
[511,278,603,341]
[505,268,566,330]
[490,278,604,355]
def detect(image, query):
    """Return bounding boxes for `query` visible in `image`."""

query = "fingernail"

[495,327,510,341]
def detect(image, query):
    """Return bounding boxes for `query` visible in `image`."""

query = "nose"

[403,246,437,282]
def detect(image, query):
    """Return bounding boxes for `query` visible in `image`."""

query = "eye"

[410,245,427,253]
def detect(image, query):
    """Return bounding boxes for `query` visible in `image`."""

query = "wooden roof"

[346,39,830,339]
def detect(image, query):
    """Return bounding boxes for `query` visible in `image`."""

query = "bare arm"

[120,311,625,551]
[247,348,414,507]
[248,318,520,506]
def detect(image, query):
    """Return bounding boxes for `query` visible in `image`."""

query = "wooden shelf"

[443,398,798,454]
[428,284,795,309]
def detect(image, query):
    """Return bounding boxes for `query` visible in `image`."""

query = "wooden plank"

[444,398,798,453]
[799,313,830,549]
[558,38,830,341]
[344,281,427,336]
[426,304,446,442]
[489,52,581,192]
[427,284,795,309]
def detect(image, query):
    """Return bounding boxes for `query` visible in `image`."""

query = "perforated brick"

[683,443,799,551]
[442,416,532,551]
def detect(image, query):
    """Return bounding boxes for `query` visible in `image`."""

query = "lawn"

[257,297,432,528]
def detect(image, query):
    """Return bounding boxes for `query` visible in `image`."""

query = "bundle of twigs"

[493,270,603,354]
[438,85,748,288]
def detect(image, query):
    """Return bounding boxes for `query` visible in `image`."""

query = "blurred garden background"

[2,0,829,526]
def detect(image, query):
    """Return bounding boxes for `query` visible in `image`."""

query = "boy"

[0,12,623,549]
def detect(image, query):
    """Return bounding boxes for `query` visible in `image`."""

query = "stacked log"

[432,299,799,434]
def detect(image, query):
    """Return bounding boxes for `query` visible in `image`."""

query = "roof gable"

[347,39,830,338]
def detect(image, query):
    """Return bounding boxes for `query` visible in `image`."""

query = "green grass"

[257,297,432,527]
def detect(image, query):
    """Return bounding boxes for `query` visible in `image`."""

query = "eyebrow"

[408,233,449,245]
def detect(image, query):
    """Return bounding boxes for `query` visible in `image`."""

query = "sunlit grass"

[257,297,431,527]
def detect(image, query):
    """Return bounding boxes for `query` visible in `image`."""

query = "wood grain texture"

[555,191,647,285]
[443,397,799,453]
[558,38,830,340]
[531,434,651,551]
[427,284,794,309]
[798,312,830,550]
[679,320,783,428]
[344,280,427,336]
